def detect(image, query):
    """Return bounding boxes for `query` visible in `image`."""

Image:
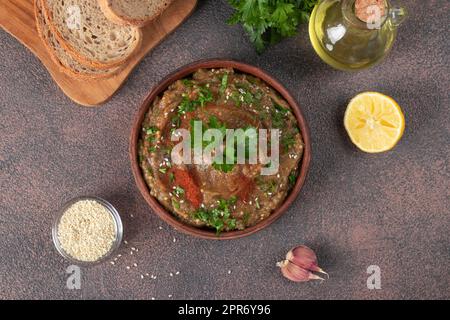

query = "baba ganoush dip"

[139,68,304,234]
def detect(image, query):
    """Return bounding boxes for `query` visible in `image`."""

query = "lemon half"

[344,92,405,153]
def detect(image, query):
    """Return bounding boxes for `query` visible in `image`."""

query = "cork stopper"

[355,0,386,23]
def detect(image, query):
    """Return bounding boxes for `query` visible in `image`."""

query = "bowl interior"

[130,59,311,240]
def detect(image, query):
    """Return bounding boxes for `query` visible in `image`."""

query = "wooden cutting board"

[0,0,197,106]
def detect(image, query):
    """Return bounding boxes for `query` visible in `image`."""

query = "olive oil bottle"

[309,0,407,71]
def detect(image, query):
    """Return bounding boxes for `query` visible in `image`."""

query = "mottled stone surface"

[0,0,448,300]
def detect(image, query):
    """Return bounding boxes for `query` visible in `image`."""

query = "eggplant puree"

[139,68,304,233]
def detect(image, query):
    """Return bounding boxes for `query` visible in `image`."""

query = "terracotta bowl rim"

[130,59,311,240]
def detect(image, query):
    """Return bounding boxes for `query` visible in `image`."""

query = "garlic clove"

[277,260,325,282]
[287,245,329,277]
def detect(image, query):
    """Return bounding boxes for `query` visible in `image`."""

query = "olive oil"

[309,0,406,71]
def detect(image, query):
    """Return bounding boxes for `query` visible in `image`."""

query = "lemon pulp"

[344,92,405,153]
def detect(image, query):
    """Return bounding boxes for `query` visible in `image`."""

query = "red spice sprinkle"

[172,168,203,208]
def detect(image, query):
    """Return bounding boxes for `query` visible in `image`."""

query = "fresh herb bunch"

[227,0,318,53]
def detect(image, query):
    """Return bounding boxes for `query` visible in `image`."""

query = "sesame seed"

[57,200,116,262]
[133,263,138,267]
[228,270,232,274]
[140,275,144,279]
[126,266,130,270]
[170,273,173,277]
[176,271,180,275]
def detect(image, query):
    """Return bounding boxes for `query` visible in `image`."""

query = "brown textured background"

[0,0,449,300]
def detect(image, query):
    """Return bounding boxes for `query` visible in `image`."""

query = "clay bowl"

[130,59,311,240]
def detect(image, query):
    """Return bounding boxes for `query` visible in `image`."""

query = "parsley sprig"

[227,0,318,53]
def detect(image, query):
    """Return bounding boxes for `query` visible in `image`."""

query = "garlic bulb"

[277,245,328,282]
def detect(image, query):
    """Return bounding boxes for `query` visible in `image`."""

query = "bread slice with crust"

[41,0,142,70]
[35,0,120,79]
[97,0,174,27]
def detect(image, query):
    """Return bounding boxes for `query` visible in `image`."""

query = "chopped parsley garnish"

[144,126,160,152]
[255,198,261,209]
[171,114,181,128]
[144,126,159,143]
[243,91,254,104]
[281,133,297,152]
[254,90,263,100]
[273,100,290,114]
[266,180,278,193]
[288,171,298,188]
[271,101,290,129]
[178,96,197,115]
[145,127,159,135]
[219,74,229,95]
[234,82,256,105]
[177,85,213,116]
[172,199,181,210]
[243,212,251,225]
[173,186,185,198]
[230,91,242,107]
[192,197,238,235]
[212,162,236,173]
[159,167,168,174]
[197,86,214,107]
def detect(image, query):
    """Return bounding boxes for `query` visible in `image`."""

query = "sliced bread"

[97,0,174,27]
[41,0,142,70]
[35,0,120,79]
